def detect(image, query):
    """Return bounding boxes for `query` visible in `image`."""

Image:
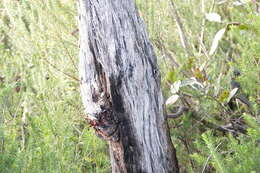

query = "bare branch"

[167,106,188,119]
[167,106,247,135]
[190,111,247,135]
[154,38,180,68]
[44,59,79,82]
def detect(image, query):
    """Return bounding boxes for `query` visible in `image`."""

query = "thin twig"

[199,0,206,55]
[167,106,189,119]
[253,0,260,13]
[191,111,247,135]
[167,105,246,135]
[0,114,4,152]
[71,28,79,38]
[154,38,180,68]
[21,107,27,150]
[168,0,191,56]
[44,59,80,82]
[58,35,78,71]
[178,136,196,171]
[201,142,222,173]
[204,95,232,114]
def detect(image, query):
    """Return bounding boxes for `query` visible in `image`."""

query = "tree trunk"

[78,0,179,172]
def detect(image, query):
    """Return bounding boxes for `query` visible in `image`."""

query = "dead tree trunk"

[78,0,179,172]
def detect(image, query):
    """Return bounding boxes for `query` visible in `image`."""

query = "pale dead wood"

[78,0,179,172]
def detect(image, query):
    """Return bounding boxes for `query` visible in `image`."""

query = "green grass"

[0,0,109,172]
[1,0,259,172]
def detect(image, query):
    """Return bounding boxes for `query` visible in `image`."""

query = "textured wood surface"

[78,0,179,172]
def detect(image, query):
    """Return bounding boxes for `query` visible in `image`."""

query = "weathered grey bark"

[78,0,179,172]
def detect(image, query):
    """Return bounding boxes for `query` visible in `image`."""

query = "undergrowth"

[0,0,259,172]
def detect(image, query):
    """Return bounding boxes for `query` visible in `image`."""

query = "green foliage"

[137,0,259,172]
[0,0,109,172]
[0,0,259,172]
[192,115,260,173]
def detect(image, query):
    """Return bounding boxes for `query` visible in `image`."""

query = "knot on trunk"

[88,89,120,142]
[89,107,120,142]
